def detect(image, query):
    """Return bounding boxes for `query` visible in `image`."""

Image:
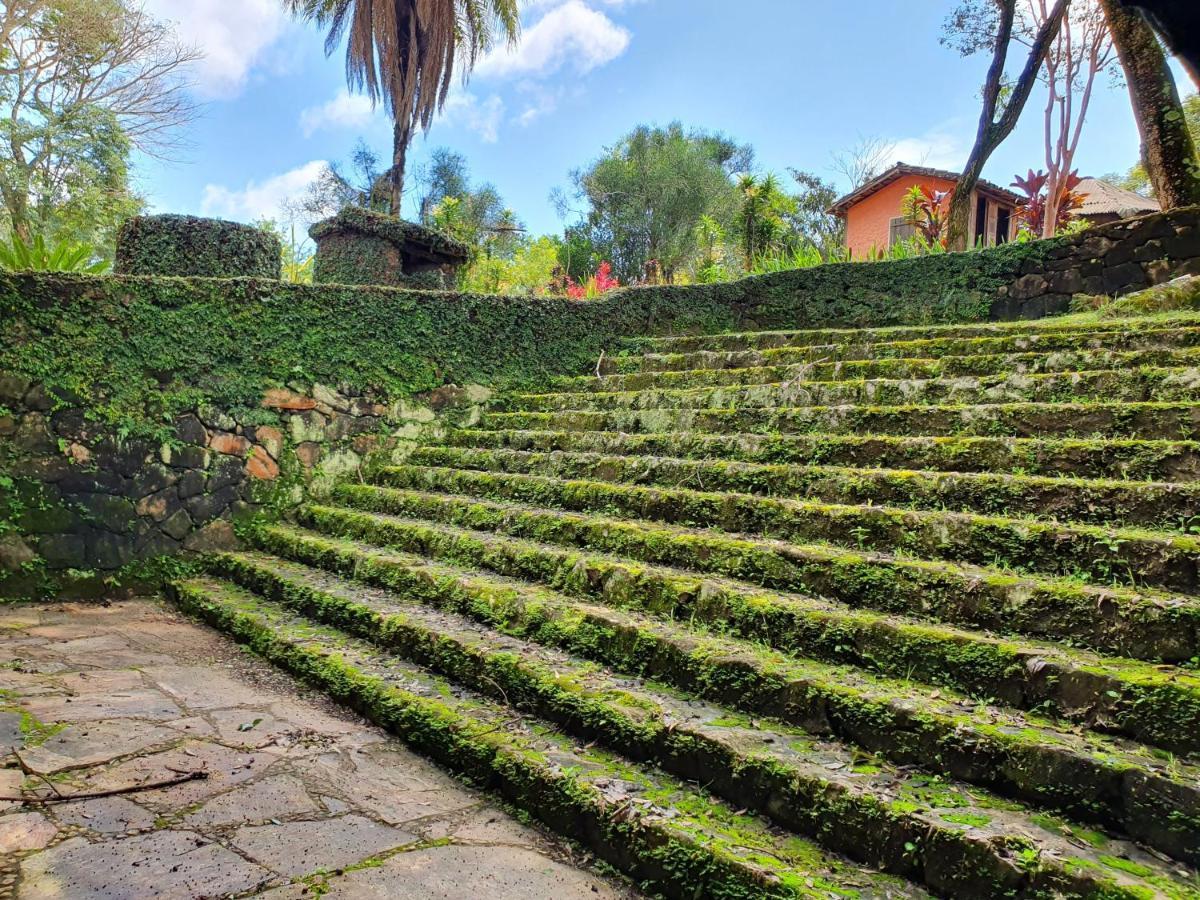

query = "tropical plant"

[0,233,108,273]
[284,0,521,215]
[901,185,953,247]
[1011,168,1086,235]
[737,173,797,270]
[559,261,619,300]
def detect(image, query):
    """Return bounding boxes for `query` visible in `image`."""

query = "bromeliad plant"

[901,185,953,248]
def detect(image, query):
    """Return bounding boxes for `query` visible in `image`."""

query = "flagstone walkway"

[0,600,634,899]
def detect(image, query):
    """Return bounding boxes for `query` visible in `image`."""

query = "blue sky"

[137,0,1182,237]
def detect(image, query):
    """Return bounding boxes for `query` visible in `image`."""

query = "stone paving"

[0,600,636,899]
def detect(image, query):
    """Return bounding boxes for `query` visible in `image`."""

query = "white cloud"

[300,90,378,137]
[884,129,968,172]
[476,0,631,80]
[201,160,327,223]
[438,91,506,143]
[144,0,290,99]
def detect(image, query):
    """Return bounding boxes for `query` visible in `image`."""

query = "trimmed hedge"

[115,214,282,279]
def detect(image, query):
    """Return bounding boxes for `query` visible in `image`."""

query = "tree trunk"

[947,0,1069,251]
[390,119,410,218]
[1117,1,1200,90]
[1101,0,1200,208]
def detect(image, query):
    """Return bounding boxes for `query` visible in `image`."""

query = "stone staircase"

[169,312,1200,899]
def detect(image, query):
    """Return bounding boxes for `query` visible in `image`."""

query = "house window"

[889,217,916,248]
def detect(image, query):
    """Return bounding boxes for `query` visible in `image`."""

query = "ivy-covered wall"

[115,215,282,280]
[2,205,1198,599]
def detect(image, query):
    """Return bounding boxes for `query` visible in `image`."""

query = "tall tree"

[787,170,845,261]
[1099,0,1200,208]
[559,123,751,283]
[0,0,198,249]
[285,0,520,216]
[941,0,1070,250]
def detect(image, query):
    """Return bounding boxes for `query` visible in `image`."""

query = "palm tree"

[286,0,520,216]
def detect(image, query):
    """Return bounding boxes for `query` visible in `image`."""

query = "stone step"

[610,324,1200,373]
[369,466,1200,594]
[633,313,1200,354]
[218,529,1200,866]
[480,401,1200,441]
[308,496,1200,664]
[410,445,1200,530]
[443,428,1200,482]
[501,367,1200,414]
[169,578,927,900]
[259,521,1200,754]
[200,549,1200,898]
[556,347,1200,394]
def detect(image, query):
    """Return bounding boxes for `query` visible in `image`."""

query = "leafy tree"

[418,148,524,279]
[561,122,752,283]
[285,0,520,215]
[786,170,845,261]
[941,0,1069,249]
[0,0,197,253]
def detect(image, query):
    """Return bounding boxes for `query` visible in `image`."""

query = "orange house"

[830,163,1022,259]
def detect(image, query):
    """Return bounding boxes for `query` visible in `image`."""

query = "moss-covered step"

[197,546,1200,865]
[501,367,1200,415]
[409,445,1200,531]
[443,429,1200,483]
[633,312,1200,354]
[258,522,1200,754]
[610,325,1200,374]
[553,347,1200,394]
[169,579,925,900]
[206,549,1200,899]
[369,467,1200,593]
[309,496,1200,663]
[480,401,1200,441]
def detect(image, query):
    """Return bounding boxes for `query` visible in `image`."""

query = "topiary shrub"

[115,214,282,280]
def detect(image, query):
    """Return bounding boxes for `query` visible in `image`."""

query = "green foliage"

[460,235,562,296]
[0,1,192,256]
[115,215,283,279]
[560,122,752,282]
[0,233,108,274]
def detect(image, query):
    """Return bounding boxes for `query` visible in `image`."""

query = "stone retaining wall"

[0,378,487,600]
[989,210,1200,319]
